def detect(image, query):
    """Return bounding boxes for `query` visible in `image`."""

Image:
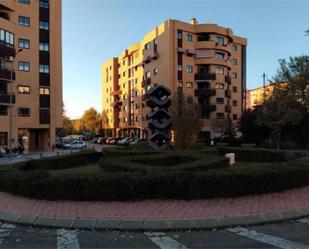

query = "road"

[1,218,309,248]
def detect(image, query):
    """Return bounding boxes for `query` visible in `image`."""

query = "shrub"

[217,147,304,162]
[19,150,102,171]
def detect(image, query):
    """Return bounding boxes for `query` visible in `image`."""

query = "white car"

[64,140,87,149]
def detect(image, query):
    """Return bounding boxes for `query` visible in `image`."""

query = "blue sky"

[62,0,309,118]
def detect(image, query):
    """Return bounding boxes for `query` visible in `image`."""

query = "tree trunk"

[276,128,282,150]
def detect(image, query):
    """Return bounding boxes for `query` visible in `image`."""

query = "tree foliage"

[81,108,102,133]
[171,90,202,149]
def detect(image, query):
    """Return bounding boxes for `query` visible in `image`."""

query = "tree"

[273,55,309,109]
[81,108,102,134]
[62,115,74,136]
[73,119,84,134]
[259,86,303,150]
[171,90,202,149]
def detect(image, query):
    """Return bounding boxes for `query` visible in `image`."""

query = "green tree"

[273,55,309,109]
[62,115,74,136]
[171,90,202,149]
[260,86,303,150]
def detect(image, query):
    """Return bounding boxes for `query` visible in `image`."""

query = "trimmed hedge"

[19,150,102,171]
[0,156,309,201]
[217,147,304,162]
[100,151,229,173]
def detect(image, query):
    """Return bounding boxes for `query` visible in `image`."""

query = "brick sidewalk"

[1,185,309,221]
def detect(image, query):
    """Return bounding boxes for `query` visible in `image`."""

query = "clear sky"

[62,0,309,118]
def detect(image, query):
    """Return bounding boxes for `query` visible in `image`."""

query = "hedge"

[217,147,304,162]
[19,150,102,171]
[0,156,309,201]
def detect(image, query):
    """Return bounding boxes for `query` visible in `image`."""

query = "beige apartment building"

[0,0,62,151]
[102,18,247,141]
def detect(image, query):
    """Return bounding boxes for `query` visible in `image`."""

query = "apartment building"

[0,0,62,151]
[102,18,247,141]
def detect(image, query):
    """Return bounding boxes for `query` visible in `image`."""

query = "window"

[216,67,224,74]
[216,83,224,89]
[187,34,193,41]
[39,64,49,73]
[145,42,150,50]
[0,132,8,146]
[231,59,237,65]
[232,72,237,79]
[232,44,237,51]
[19,0,30,4]
[216,113,224,119]
[39,21,49,30]
[233,114,238,120]
[216,36,224,45]
[216,52,225,60]
[186,65,193,73]
[18,85,30,94]
[18,39,30,49]
[123,83,126,88]
[18,61,30,71]
[19,16,30,27]
[18,108,30,117]
[233,100,237,106]
[0,106,8,116]
[153,68,158,75]
[40,87,50,95]
[145,71,151,78]
[39,0,49,8]
[216,98,224,104]
[122,60,125,66]
[177,64,182,71]
[0,29,14,47]
[233,86,237,92]
[186,82,193,88]
[122,71,126,77]
[39,42,49,51]
[177,31,182,39]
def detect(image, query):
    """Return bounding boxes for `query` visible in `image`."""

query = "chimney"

[190,18,198,25]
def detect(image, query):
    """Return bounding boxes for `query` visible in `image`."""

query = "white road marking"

[297,218,309,224]
[145,232,188,249]
[0,222,16,245]
[227,227,309,249]
[57,229,80,249]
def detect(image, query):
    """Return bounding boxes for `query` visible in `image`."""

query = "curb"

[0,207,309,231]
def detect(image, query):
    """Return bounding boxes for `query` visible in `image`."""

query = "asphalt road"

[1,218,309,248]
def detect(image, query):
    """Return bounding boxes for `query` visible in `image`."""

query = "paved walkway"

[1,185,309,230]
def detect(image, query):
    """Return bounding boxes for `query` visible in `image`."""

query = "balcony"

[109,89,122,96]
[195,57,232,69]
[195,40,231,55]
[225,75,232,84]
[201,104,216,112]
[195,72,216,81]
[0,69,15,81]
[110,101,122,108]
[195,88,216,97]
[225,89,232,98]
[0,94,15,104]
[142,78,151,87]
[0,43,15,58]
[225,105,232,113]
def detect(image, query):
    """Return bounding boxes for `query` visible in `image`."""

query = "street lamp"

[7,48,23,161]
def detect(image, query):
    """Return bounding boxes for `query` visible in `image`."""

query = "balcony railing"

[225,89,232,98]
[110,101,122,108]
[0,69,15,81]
[109,89,122,96]
[0,43,15,58]
[194,88,216,97]
[142,78,151,87]
[195,73,216,81]
[0,94,15,104]
[201,104,216,112]
[225,75,232,84]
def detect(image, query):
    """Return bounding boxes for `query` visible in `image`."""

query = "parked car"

[105,137,115,144]
[64,140,87,149]
[130,139,148,146]
[97,137,106,144]
[117,137,133,146]
[91,137,99,144]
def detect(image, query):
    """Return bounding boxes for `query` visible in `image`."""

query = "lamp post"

[7,48,23,161]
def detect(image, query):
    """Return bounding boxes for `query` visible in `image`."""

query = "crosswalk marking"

[297,218,309,224]
[227,227,309,249]
[145,232,188,249]
[57,229,80,249]
[0,222,16,245]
